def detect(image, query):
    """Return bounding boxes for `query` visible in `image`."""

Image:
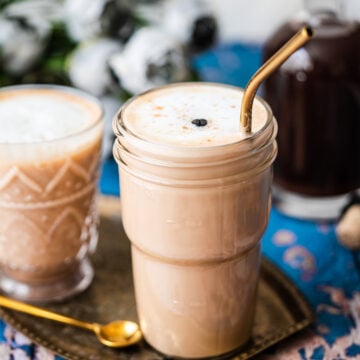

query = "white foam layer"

[0,88,100,143]
[123,84,268,147]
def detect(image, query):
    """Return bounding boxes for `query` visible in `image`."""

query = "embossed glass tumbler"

[0,85,103,302]
[113,83,277,358]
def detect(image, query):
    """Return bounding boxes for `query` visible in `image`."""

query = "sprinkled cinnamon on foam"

[123,84,268,147]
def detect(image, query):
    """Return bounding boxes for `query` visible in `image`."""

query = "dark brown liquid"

[263,12,360,196]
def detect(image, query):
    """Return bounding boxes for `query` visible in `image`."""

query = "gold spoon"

[0,294,142,348]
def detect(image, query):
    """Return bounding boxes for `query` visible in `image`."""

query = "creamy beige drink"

[113,83,277,358]
[0,85,103,302]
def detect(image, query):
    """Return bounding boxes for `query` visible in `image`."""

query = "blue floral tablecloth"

[1,43,359,360]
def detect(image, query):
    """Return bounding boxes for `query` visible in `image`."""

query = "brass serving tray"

[0,196,314,360]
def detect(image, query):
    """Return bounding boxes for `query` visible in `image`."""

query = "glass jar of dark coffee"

[263,0,360,220]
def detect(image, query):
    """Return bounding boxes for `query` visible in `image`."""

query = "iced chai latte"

[113,83,277,358]
[0,86,102,302]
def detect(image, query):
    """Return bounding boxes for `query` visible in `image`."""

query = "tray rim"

[0,196,315,360]
[235,257,315,360]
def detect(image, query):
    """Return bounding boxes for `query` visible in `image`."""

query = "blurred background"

[1,2,360,359]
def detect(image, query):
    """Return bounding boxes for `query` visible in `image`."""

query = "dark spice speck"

[191,118,208,127]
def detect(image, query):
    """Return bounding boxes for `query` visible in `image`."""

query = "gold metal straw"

[240,26,313,133]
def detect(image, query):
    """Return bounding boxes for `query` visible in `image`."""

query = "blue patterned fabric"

[0,319,63,359]
[261,210,360,359]
[1,43,359,360]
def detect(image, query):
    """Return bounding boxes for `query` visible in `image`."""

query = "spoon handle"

[0,295,95,331]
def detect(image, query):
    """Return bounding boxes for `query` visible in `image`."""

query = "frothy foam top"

[122,84,269,147]
[0,88,101,143]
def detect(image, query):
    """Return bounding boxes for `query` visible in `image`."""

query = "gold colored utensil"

[240,26,313,133]
[0,295,142,348]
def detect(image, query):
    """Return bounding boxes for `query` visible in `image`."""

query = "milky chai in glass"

[113,83,277,358]
[0,85,103,302]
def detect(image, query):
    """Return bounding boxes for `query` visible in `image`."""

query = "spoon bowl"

[94,320,142,347]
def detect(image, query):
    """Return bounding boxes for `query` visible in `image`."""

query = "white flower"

[136,0,217,50]
[68,38,122,96]
[64,0,135,42]
[64,0,106,41]
[109,27,189,94]
[0,14,50,75]
[3,0,64,24]
[167,0,214,43]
